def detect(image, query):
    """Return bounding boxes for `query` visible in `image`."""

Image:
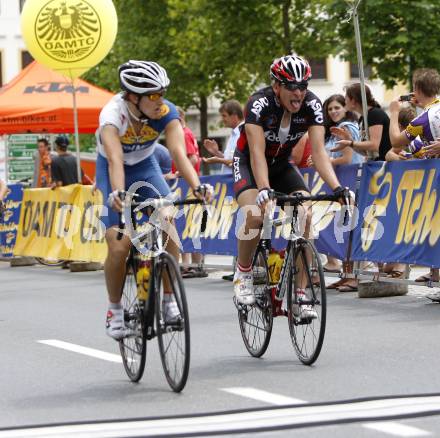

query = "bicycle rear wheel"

[237,246,273,357]
[287,239,326,365]
[119,254,147,382]
[155,252,190,392]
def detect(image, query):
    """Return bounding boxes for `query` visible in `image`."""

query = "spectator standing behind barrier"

[331,83,391,161]
[388,68,440,289]
[33,138,52,188]
[204,100,244,281]
[153,143,173,175]
[51,135,81,187]
[174,107,207,279]
[309,94,363,273]
[0,178,7,216]
[381,107,418,279]
[322,94,363,165]
[290,134,311,168]
[203,100,244,173]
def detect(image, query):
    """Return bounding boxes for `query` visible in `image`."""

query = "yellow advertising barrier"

[14,185,107,262]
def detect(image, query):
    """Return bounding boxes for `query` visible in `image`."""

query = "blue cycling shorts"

[96,153,171,229]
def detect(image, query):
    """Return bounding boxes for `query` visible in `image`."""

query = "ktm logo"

[35,0,101,63]
[24,82,89,94]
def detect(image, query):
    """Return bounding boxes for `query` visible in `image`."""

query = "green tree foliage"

[85,0,336,142]
[326,0,440,88]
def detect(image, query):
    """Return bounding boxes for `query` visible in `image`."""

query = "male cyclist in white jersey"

[96,60,212,339]
[232,54,345,318]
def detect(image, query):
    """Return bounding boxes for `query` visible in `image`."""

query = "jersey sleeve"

[304,92,324,125]
[244,93,270,126]
[98,100,123,131]
[158,101,180,128]
[404,112,427,142]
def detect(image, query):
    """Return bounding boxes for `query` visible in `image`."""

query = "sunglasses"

[144,91,165,101]
[283,82,308,91]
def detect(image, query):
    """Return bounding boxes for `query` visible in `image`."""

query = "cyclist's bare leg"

[105,227,131,303]
[236,189,263,268]
[289,190,313,289]
[157,207,181,293]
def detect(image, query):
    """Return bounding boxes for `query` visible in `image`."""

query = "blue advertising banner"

[172,165,358,257]
[351,160,440,267]
[0,184,24,258]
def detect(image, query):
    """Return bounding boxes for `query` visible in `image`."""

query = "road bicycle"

[234,190,349,365]
[117,194,207,392]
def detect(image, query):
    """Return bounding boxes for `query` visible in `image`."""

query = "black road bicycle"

[117,194,207,392]
[235,190,349,365]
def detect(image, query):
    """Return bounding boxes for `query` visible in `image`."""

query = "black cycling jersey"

[236,86,324,165]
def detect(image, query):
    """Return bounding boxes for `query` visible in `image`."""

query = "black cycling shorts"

[232,152,308,198]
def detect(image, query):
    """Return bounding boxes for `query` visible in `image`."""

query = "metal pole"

[71,78,82,183]
[352,0,376,159]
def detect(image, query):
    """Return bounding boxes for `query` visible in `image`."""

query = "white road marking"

[363,421,431,436]
[1,395,440,437]
[38,339,122,363]
[222,387,306,405]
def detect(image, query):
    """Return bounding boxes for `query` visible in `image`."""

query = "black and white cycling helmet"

[270,54,312,84]
[119,60,170,95]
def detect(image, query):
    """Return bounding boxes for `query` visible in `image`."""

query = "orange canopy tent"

[0,61,114,134]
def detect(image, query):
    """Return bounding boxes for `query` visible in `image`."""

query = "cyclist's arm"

[101,125,125,193]
[246,123,269,190]
[165,119,200,189]
[308,125,340,190]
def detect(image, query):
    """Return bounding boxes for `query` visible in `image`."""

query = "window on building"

[350,62,372,79]
[19,0,26,13]
[308,58,327,81]
[21,50,34,69]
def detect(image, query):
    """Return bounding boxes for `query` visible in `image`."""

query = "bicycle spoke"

[287,239,326,365]
[156,253,190,392]
[237,247,273,358]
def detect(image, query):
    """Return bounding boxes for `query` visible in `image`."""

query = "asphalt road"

[1,260,440,437]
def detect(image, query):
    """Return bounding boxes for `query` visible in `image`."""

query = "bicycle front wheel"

[238,245,273,357]
[287,239,326,365]
[119,255,147,382]
[155,252,190,392]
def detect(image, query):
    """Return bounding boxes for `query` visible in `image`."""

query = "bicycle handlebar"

[271,189,352,226]
[271,190,348,204]
[117,195,208,241]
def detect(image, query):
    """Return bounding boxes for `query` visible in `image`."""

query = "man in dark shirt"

[51,135,81,186]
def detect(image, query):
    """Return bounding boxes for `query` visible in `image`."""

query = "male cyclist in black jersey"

[232,54,345,318]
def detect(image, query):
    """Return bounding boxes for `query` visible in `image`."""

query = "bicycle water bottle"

[268,250,284,284]
[136,259,151,301]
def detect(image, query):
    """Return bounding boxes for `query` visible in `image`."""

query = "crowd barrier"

[1,159,439,268]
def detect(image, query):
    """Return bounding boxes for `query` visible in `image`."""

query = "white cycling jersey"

[96,93,179,166]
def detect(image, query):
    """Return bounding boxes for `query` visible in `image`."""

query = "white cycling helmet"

[119,60,170,95]
[270,54,312,84]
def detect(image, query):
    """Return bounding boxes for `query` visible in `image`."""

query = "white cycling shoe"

[106,308,130,340]
[233,269,255,305]
[292,290,318,321]
[162,297,181,323]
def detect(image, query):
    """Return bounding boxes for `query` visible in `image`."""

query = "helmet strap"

[126,99,149,123]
